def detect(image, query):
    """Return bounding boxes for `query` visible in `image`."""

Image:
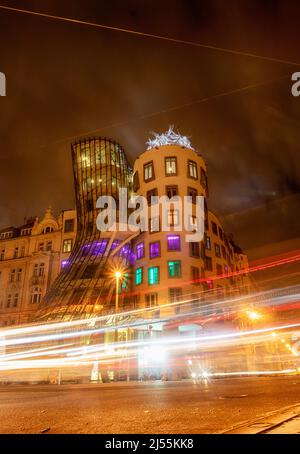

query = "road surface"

[0,376,300,433]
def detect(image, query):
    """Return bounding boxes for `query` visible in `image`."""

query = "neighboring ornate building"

[0,128,252,327]
[0,207,76,326]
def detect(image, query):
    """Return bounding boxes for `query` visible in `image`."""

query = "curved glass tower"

[37,137,133,321]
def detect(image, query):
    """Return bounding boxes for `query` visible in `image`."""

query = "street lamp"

[114,271,122,343]
[246,310,262,321]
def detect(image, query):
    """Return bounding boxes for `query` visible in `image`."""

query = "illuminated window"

[168,261,181,278]
[30,287,42,304]
[135,267,143,286]
[90,240,108,256]
[63,239,73,253]
[144,161,154,182]
[148,267,159,285]
[122,272,129,290]
[188,160,198,179]
[167,235,181,251]
[149,241,160,259]
[136,242,144,259]
[97,144,106,164]
[165,157,177,176]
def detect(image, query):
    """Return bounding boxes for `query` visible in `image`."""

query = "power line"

[0,5,300,68]
[41,74,290,146]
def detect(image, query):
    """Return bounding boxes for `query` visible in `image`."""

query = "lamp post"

[114,271,122,343]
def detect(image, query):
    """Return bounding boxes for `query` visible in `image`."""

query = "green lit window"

[122,272,129,289]
[135,268,143,286]
[168,261,181,278]
[148,267,159,285]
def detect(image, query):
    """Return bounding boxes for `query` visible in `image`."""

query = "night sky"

[0,0,300,252]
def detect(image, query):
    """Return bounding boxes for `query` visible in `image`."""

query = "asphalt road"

[0,377,300,434]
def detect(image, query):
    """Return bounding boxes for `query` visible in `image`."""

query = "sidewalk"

[267,414,300,434]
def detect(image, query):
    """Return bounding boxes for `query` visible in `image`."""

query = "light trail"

[1,321,300,372]
[1,283,300,348]
[1,251,299,341]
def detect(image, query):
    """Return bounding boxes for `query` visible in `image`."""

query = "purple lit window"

[149,242,160,259]
[91,240,108,255]
[120,244,131,258]
[136,242,144,260]
[167,235,181,251]
[61,260,69,269]
[110,240,120,251]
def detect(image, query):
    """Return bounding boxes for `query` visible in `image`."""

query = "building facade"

[130,139,251,320]
[0,207,76,326]
[0,129,251,327]
[36,137,134,322]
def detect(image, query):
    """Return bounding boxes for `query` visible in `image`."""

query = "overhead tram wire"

[0,6,295,146]
[38,73,291,148]
[0,4,300,68]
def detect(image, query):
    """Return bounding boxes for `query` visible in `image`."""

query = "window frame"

[188,160,198,180]
[165,156,178,176]
[167,234,181,252]
[148,266,160,285]
[168,260,182,278]
[135,267,143,286]
[143,161,155,182]
[149,241,161,259]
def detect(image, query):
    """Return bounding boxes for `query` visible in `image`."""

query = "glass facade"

[36,137,133,321]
